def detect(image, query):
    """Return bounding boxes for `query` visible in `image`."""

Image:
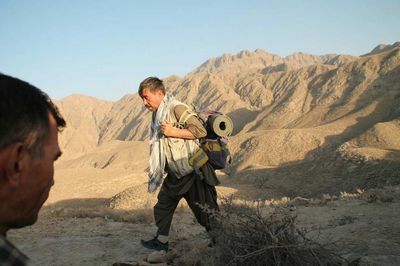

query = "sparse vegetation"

[202,197,345,266]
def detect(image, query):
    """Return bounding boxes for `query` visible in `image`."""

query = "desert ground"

[8,162,400,265]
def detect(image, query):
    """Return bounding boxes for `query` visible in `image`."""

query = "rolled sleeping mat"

[208,114,234,137]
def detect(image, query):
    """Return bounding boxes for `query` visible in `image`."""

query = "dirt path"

[8,201,209,265]
[7,179,400,265]
[9,215,154,265]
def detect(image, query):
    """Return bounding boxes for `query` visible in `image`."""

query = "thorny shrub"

[203,197,345,266]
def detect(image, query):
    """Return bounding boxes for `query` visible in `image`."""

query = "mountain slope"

[57,43,400,194]
[56,95,113,160]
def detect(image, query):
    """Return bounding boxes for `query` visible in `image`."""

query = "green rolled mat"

[208,114,234,137]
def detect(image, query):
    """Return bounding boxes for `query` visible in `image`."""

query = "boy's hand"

[161,121,174,137]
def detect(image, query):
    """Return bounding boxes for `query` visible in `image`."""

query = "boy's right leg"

[141,185,180,252]
[154,185,180,236]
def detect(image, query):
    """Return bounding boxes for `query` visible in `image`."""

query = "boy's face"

[141,88,164,112]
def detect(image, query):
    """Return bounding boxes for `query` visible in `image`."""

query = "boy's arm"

[161,105,206,139]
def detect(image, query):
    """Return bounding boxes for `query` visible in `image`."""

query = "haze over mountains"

[56,42,400,195]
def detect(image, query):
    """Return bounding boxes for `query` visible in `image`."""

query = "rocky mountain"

[89,51,355,143]
[56,42,400,194]
[193,49,336,74]
[363,41,400,56]
[55,95,113,160]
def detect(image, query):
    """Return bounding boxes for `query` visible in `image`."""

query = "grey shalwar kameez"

[154,105,220,236]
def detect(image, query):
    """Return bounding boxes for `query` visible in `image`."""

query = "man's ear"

[1,143,26,187]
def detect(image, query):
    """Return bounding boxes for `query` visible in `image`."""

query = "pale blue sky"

[1,0,399,101]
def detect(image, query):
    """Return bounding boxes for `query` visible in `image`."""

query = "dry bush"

[203,197,345,266]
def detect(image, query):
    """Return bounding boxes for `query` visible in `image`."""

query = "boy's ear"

[0,143,26,187]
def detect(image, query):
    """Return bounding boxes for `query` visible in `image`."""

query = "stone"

[289,196,310,206]
[147,250,168,264]
[322,194,332,201]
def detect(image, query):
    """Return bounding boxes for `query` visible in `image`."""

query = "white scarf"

[148,94,175,192]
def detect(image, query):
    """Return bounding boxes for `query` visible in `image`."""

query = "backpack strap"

[174,107,197,128]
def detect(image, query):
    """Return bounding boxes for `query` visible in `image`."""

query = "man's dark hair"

[138,77,165,97]
[0,73,66,158]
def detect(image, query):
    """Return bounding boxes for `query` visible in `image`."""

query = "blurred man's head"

[0,73,66,235]
[138,77,165,112]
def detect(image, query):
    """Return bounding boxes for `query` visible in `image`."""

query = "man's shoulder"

[173,103,189,113]
[169,100,192,119]
[169,99,188,109]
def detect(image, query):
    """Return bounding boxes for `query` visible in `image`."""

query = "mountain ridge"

[56,42,400,193]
